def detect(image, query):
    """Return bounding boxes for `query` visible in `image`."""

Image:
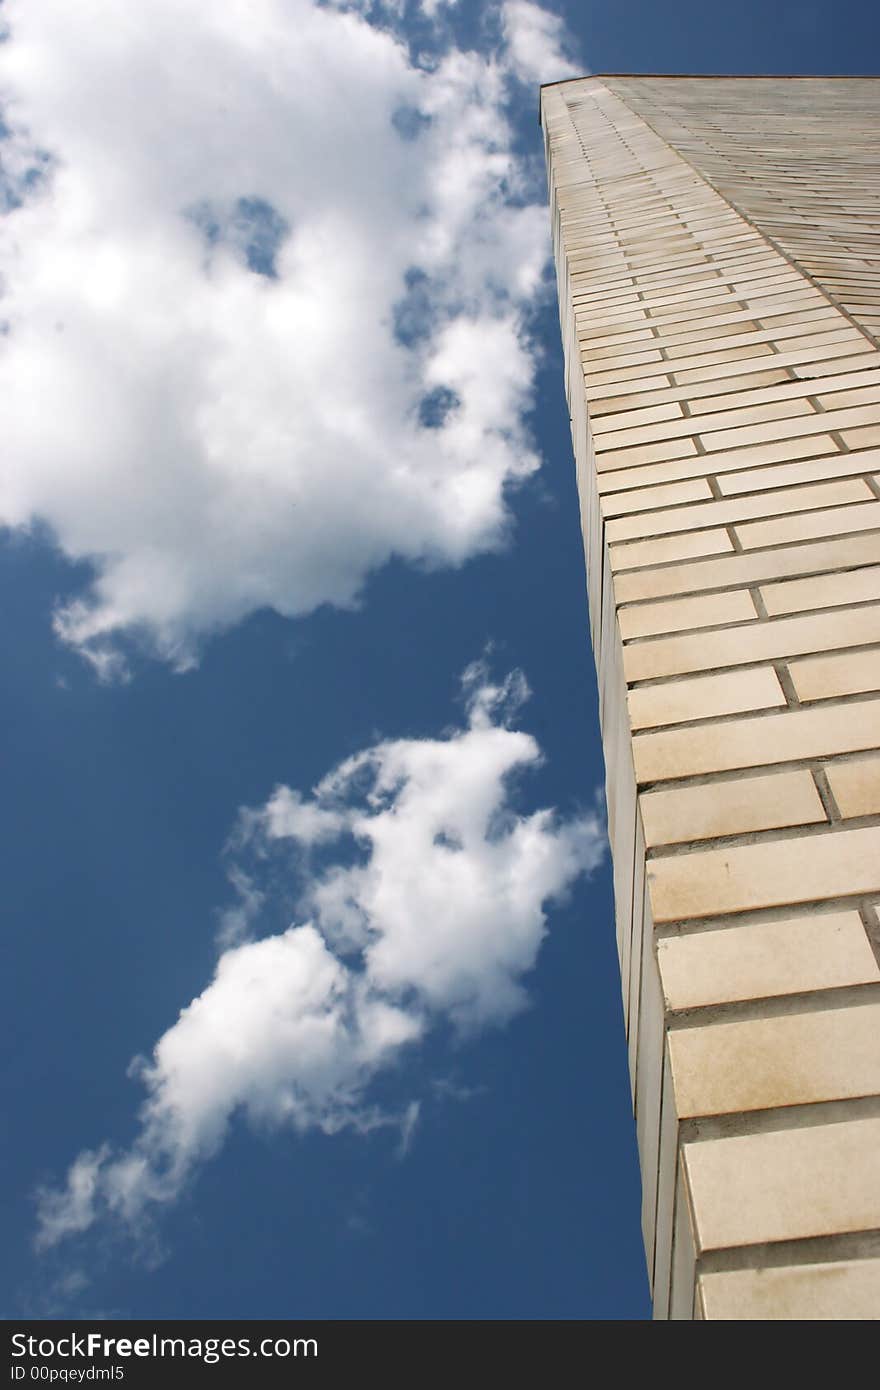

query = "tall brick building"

[540,76,880,1319]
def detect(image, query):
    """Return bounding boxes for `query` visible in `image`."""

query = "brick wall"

[541,75,880,1320]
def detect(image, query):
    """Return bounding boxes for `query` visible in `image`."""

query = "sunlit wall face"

[543,74,880,1322]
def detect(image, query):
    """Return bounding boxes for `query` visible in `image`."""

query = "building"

[540,75,880,1319]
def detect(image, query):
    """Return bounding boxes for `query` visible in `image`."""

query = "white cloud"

[0,0,579,675]
[35,668,605,1247]
[418,0,458,17]
[501,1,581,85]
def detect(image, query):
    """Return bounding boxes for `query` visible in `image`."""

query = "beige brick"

[817,383,880,410]
[699,1260,880,1321]
[574,285,639,310]
[613,530,880,604]
[702,401,880,453]
[572,260,640,284]
[596,438,705,472]
[606,478,871,545]
[588,369,792,418]
[619,590,756,640]
[571,270,643,297]
[789,648,880,702]
[576,299,650,327]
[841,424,880,449]
[571,268,634,294]
[670,345,797,383]
[665,316,854,364]
[684,1118,880,1250]
[596,434,839,488]
[624,604,880,683]
[647,824,880,923]
[735,499,880,550]
[626,667,786,731]
[827,756,880,819]
[761,565,880,615]
[750,289,831,312]
[759,305,841,330]
[594,395,814,452]
[727,272,821,299]
[693,366,880,416]
[657,910,880,1010]
[580,267,702,299]
[576,318,650,346]
[633,698,880,782]
[726,291,826,320]
[645,296,760,329]
[640,769,825,847]
[591,342,776,389]
[791,350,880,379]
[581,343,663,371]
[624,258,755,294]
[669,332,863,386]
[601,477,712,518]
[591,400,685,434]
[670,1002,880,1117]
[642,273,795,315]
[585,369,701,402]
[577,305,651,333]
[610,528,735,572]
[716,449,875,497]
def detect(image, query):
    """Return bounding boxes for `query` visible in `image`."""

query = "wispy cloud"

[0,0,579,676]
[36,666,605,1248]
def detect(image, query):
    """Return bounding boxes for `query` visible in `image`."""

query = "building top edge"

[537,71,880,126]
[539,72,880,90]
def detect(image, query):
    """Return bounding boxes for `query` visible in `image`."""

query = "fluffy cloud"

[501,1,581,84]
[36,667,605,1247]
[0,0,578,675]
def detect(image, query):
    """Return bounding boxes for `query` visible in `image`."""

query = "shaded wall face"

[542,76,880,1321]
[604,76,880,344]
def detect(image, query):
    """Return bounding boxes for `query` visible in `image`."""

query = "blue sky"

[2,0,879,1322]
